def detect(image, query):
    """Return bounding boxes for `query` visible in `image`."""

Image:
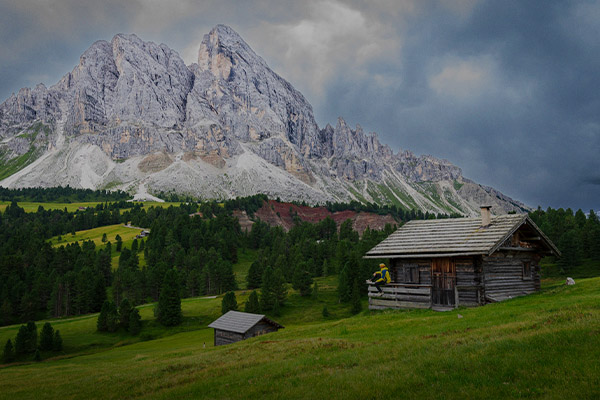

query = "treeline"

[529,207,600,270]
[323,200,460,221]
[0,186,129,202]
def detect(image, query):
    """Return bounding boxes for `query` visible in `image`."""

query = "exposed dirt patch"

[138,152,173,173]
[235,200,399,236]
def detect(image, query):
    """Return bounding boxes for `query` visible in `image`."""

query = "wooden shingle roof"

[365,214,559,258]
[208,311,283,334]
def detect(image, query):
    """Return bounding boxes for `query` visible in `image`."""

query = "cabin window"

[404,265,420,284]
[522,261,532,280]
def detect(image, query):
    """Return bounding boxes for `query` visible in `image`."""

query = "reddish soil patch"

[235,200,398,236]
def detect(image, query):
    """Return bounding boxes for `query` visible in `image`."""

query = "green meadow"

[0,275,598,399]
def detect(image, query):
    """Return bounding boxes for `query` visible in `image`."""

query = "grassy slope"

[0,277,598,399]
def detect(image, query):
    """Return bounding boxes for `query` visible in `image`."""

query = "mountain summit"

[0,25,526,215]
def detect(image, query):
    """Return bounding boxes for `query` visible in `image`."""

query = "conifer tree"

[106,302,119,332]
[40,322,54,351]
[119,299,133,330]
[260,266,276,311]
[26,321,37,353]
[244,290,261,314]
[129,308,141,335]
[156,269,182,326]
[15,325,28,354]
[322,306,330,318]
[338,263,352,302]
[53,330,63,351]
[272,268,288,305]
[2,339,15,363]
[351,280,362,315]
[221,292,238,315]
[246,261,263,289]
[34,349,41,362]
[272,298,281,317]
[97,300,110,332]
[292,264,313,297]
[115,234,122,252]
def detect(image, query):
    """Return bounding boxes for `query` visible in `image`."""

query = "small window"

[404,265,420,284]
[522,262,531,280]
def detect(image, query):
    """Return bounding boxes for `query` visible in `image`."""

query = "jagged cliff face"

[0,25,528,215]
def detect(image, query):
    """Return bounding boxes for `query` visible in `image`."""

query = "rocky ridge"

[0,25,528,216]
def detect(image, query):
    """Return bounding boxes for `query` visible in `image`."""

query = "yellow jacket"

[373,267,391,283]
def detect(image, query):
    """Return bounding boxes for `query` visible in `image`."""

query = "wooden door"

[431,258,456,306]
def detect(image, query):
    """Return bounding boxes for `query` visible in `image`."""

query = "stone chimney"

[480,205,492,227]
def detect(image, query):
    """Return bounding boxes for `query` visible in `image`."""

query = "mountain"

[0,25,528,216]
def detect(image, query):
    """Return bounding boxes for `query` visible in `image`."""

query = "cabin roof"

[208,311,283,334]
[365,214,560,258]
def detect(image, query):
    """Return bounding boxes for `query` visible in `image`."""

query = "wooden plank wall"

[392,259,431,285]
[455,256,482,306]
[482,251,541,302]
[215,330,244,346]
[368,285,432,310]
[244,322,278,339]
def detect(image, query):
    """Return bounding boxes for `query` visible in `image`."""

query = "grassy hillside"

[0,277,598,399]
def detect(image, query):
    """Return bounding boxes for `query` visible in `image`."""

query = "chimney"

[480,205,492,227]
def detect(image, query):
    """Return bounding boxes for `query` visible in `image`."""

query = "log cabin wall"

[482,251,541,302]
[391,258,431,285]
[244,321,278,339]
[214,329,244,346]
[455,256,483,306]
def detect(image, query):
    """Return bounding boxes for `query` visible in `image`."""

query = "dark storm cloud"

[0,0,598,210]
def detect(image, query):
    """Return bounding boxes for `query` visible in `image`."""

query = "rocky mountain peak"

[0,25,529,216]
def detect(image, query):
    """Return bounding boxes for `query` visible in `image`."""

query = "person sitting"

[369,263,391,296]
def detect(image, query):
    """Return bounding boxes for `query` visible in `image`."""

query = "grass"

[0,275,599,399]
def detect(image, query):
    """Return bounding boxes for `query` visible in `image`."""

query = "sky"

[1,0,599,211]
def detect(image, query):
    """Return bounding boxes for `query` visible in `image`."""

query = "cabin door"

[431,258,456,307]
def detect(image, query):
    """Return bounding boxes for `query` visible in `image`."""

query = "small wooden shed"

[364,207,560,310]
[208,311,284,346]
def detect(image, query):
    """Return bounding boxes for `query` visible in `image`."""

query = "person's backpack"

[383,268,391,283]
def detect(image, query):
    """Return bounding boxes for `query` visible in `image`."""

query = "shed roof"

[365,214,560,258]
[208,311,283,334]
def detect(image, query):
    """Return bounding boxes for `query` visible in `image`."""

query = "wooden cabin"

[364,207,560,311]
[208,311,284,346]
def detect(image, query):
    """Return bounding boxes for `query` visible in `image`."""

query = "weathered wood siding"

[455,256,483,306]
[482,251,541,302]
[368,284,431,310]
[214,329,244,346]
[391,259,431,285]
[244,322,278,339]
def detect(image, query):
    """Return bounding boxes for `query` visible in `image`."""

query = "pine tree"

[106,302,119,332]
[322,306,330,318]
[292,265,313,297]
[221,292,238,315]
[128,309,141,335]
[272,298,281,317]
[101,233,107,243]
[156,269,182,326]
[119,299,133,330]
[338,263,352,302]
[272,268,288,305]
[260,266,276,311]
[39,322,54,351]
[2,339,15,363]
[244,290,261,314]
[351,280,362,315]
[115,234,123,252]
[246,261,263,289]
[53,330,63,351]
[15,325,28,354]
[34,349,41,362]
[97,300,110,332]
[25,321,37,353]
